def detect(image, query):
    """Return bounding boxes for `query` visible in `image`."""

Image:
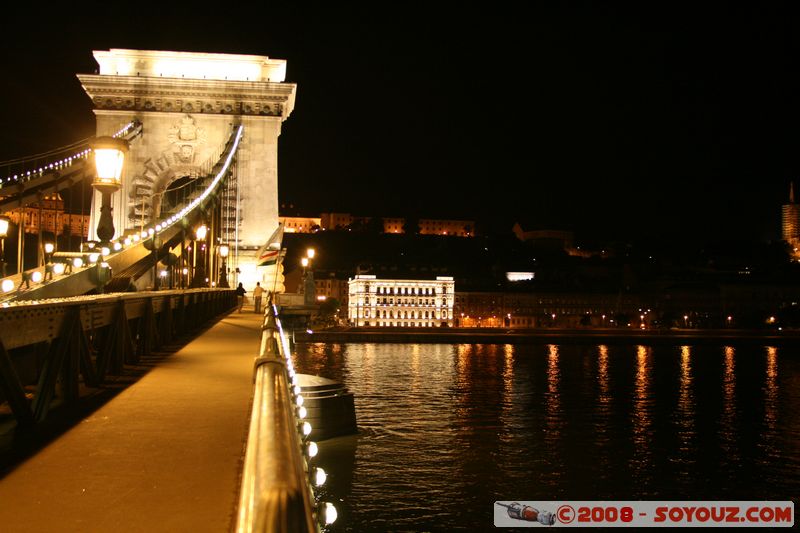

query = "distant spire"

[792,181,796,204]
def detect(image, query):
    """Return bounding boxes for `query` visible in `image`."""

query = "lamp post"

[0,215,9,277]
[191,224,207,288]
[43,242,55,281]
[91,136,128,245]
[218,244,230,288]
[300,257,309,298]
[301,249,316,305]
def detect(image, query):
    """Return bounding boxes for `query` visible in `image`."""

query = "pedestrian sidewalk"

[0,308,265,532]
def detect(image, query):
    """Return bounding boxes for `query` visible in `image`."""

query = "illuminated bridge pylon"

[78,49,296,288]
[0,48,296,300]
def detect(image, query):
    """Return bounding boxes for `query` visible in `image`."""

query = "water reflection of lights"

[283,342,798,528]
[546,345,561,430]
[595,345,612,476]
[411,344,421,394]
[720,346,738,460]
[543,344,564,483]
[598,345,610,405]
[766,346,778,383]
[500,344,515,428]
[764,347,778,440]
[456,344,471,378]
[502,344,514,399]
[634,345,650,407]
[630,346,653,480]
[677,346,695,453]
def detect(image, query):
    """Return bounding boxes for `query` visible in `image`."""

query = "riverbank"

[293,326,800,345]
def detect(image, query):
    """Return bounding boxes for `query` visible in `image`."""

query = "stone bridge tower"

[78,49,296,285]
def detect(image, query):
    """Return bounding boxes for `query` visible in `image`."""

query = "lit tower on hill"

[782,181,800,257]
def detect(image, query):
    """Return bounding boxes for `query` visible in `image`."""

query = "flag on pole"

[256,223,285,266]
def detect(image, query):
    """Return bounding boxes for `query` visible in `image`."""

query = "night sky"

[1,4,798,245]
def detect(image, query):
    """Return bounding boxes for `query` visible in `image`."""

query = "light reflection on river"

[292,342,800,532]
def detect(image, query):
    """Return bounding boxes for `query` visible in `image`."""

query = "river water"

[291,342,800,531]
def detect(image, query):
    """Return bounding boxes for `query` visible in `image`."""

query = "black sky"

[0,3,798,244]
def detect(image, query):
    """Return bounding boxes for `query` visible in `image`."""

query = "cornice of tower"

[77,74,296,119]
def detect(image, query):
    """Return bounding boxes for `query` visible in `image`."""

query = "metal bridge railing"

[237,299,336,532]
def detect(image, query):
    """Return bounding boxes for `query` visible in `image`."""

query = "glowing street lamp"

[0,215,8,277]
[301,249,316,304]
[191,224,208,288]
[91,136,128,244]
[43,242,55,281]
[218,244,230,288]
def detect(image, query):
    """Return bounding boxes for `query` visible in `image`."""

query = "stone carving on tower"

[168,115,207,164]
[127,115,211,226]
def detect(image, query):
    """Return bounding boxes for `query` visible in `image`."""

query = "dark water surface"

[292,342,800,531]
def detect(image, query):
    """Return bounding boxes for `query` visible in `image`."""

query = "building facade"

[320,212,357,230]
[314,273,350,306]
[454,290,642,328]
[418,218,473,236]
[782,182,800,256]
[348,274,455,327]
[280,216,321,233]
[3,194,90,237]
[319,212,475,236]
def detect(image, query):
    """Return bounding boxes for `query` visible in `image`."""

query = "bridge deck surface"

[0,306,264,532]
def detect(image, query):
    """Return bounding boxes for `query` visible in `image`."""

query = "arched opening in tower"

[161,175,201,216]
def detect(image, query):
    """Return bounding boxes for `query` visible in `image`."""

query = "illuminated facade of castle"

[347,275,455,327]
[2,194,90,237]
[319,212,474,236]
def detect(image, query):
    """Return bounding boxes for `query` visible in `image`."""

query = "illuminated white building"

[348,275,455,327]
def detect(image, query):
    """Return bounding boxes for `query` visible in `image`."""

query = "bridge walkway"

[0,304,264,532]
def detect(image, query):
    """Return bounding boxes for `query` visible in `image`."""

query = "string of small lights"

[0,122,137,189]
[273,308,338,527]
